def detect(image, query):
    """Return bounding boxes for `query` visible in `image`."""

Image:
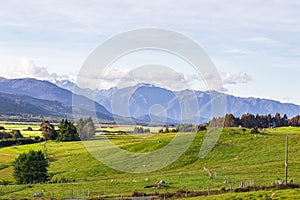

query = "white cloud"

[221,72,251,84]
[4,57,70,81]
[227,48,255,55]
[244,37,287,47]
[75,65,251,93]
[96,65,193,91]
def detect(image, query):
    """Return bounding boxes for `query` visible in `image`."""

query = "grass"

[0,126,299,199]
[99,124,163,133]
[188,188,300,199]
[0,122,43,137]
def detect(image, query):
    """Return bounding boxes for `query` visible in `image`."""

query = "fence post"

[285,135,288,185]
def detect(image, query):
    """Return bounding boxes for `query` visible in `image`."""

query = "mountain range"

[0,77,113,122]
[0,77,299,124]
[93,84,300,124]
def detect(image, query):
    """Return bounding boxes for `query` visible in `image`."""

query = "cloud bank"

[4,57,70,81]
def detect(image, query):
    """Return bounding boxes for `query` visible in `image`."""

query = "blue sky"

[0,0,300,104]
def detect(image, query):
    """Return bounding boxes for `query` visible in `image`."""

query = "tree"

[274,112,282,126]
[11,130,23,139]
[281,114,289,126]
[77,117,95,140]
[289,115,300,126]
[13,150,48,184]
[40,121,57,141]
[241,113,256,128]
[224,114,236,127]
[57,119,80,141]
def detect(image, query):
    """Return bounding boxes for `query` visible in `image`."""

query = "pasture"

[0,125,299,199]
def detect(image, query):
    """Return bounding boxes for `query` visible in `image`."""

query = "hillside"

[0,77,111,117]
[0,92,114,122]
[0,77,116,122]
[0,127,300,199]
[0,92,71,118]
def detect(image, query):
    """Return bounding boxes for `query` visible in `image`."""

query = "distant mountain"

[0,77,111,118]
[53,79,75,92]
[52,79,300,124]
[0,92,71,118]
[0,92,114,122]
[54,79,97,100]
[93,84,300,124]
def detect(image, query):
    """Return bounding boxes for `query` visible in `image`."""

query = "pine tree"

[57,119,80,141]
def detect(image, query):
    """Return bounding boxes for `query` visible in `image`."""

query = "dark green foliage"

[12,150,48,184]
[57,119,80,141]
[176,124,196,132]
[77,117,95,140]
[289,115,300,126]
[158,126,177,133]
[210,113,296,128]
[133,126,150,133]
[0,138,39,148]
[24,127,33,131]
[0,132,12,139]
[196,124,207,131]
[144,128,150,133]
[250,127,260,134]
[133,126,144,133]
[40,121,57,140]
[224,114,238,127]
[11,130,23,139]
[0,130,23,139]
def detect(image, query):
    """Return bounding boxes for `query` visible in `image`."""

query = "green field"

[0,125,300,199]
[0,122,43,137]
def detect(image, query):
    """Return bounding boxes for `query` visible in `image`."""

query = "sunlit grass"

[0,126,299,199]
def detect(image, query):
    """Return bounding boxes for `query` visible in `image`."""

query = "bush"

[11,130,23,139]
[0,138,39,148]
[133,127,151,133]
[24,127,33,131]
[0,132,12,139]
[13,150,49,184]
[250,127,260,134]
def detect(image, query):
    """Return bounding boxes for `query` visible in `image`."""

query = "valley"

[0,123,299,199]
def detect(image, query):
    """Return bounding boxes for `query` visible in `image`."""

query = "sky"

[0,0,300,104]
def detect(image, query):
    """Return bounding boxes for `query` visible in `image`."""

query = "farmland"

[0,123,300,199]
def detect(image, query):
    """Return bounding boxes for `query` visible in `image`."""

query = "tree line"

[210,113,300,128]
[40,117,95,141]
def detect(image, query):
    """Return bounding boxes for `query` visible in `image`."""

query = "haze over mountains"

[58,79,300,123]
[0,77,299,124]
[0,77,113,121]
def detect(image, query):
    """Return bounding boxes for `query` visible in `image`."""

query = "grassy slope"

[0,127,299,199]
[189,188,300,199]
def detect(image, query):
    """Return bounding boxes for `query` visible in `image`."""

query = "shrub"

[13,150,48,184]
[11,130,23,139]
[250,127,260,134]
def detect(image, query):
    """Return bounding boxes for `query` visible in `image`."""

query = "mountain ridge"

[0,77,111,117]
[70,81,300,123]
[0,77,299,124]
